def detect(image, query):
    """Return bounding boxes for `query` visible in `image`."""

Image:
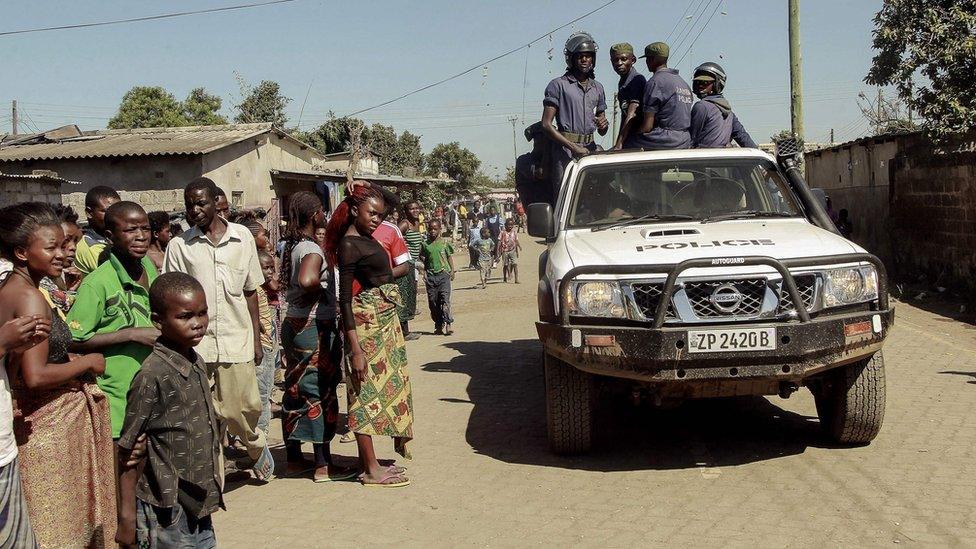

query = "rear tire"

[813,351,886,444]
[544,353,594,454]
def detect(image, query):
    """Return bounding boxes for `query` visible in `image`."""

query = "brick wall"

[889,149,976,292]
[0,178,64,207]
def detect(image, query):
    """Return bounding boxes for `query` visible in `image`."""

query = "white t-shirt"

[0,357,16,466]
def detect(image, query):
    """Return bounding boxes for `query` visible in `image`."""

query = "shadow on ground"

[424,339,841,472]
[939,370,976,385]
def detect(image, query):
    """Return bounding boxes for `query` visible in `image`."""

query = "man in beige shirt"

[162,177,274,481]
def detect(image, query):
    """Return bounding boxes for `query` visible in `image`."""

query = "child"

[256,250,279,437]
[67,201,159,439]
[473,227,495,289]
[496,218,522,284]
[117,272,221,548]
[466,216,482,269]
[420,220,455,335]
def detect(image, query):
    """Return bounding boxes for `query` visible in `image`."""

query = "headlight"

[823,266,879,307]
[568,281,626,318]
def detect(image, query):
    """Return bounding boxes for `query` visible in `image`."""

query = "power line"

[664,0,700,44]
[0,0,300,37]
[340,0,620,119]
[673,0,724,67]
[670,0,715,57]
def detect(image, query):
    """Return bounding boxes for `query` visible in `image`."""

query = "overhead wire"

[673,0,724,67]
[339,0,620,119]
[663,0,701,43]
[670,0,716,58]
[0,0,300,37]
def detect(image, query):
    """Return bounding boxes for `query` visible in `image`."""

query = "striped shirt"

[403,229,424,264]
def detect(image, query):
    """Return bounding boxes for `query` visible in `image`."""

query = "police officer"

[609,43,647,150]
[625,42,694,150]
[690,62,757,148]
[541,31,609,199]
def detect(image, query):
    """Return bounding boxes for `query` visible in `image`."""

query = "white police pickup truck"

[527,142,893,454]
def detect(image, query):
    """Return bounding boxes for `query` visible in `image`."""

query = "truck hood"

[562,219,861,270]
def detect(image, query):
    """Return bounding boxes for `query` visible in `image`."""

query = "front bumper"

[536,308,894,386]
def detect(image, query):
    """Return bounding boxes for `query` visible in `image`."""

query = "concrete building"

[0,170,77,207]
[0,123,326,219]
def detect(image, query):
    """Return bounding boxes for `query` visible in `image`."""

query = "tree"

[425,142,481,191]
[108,86,187,129]
[234,79,291,127]
[299,113,369,154]
[367,124,424,175]
[182,88,227,126]
[856,90,917,135]
[500,166,517,188]
[865,1,976,140]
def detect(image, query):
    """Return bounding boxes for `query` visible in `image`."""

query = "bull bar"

[557,253,889,326]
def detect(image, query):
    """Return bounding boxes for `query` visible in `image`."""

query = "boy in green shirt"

[68,201,159,437]
[419,220,455,335]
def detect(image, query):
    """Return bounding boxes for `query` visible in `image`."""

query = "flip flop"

[339,431,355,443]
[251,446,275,482]
[313,468,360,483]
[387,464,407,475]
[360,471,411,488]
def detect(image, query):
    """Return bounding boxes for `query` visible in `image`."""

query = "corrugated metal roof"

[0,123,278,162]
[0,171,80,185]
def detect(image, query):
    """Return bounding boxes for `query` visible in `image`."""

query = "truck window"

[567,158,802,228]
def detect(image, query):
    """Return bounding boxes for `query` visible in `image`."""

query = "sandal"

[339,431,355,443]
[313,466,359,483]
[360,471,410,488]
[387,464,407,475]
[251,446,275,482]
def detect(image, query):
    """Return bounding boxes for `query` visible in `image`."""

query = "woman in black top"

[325,183,414,488]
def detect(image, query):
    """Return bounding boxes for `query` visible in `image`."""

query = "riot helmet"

[564,31,599,69]
[693,62,727,95]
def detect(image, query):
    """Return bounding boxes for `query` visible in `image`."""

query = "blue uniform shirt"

[626,68,693,150]
[617,67,646,112]
[543,72,607,135]
[690,94,757,148]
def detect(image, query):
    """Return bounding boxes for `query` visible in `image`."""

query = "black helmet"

[693,61,727,94]
[564,31,598,68]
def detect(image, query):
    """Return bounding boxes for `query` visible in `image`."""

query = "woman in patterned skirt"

[325,183,414,487]
[397,200,424,340]
[0,202,115,548]
[279,191,357,483]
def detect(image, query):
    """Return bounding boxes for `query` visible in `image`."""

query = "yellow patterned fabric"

[347,284,414,458]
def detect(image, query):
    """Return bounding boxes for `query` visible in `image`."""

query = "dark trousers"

[425,271,454,328]
[468,247,479,268]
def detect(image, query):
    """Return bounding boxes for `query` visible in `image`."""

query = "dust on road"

[216,237,976,547]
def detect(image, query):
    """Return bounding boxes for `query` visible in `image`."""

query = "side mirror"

[527,202,555,239]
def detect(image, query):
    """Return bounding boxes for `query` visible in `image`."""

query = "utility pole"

[508,116,519,161]
[788,0,803,140]
[876,87,883,134]
[11,100,18,136]
[830,128,834,145]
[610,92,619,143]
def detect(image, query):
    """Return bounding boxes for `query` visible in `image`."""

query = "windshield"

[567,158,802,228]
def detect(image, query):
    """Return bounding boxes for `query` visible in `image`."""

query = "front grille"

[631,283,676,320]
[685,279,766,318]
[777,275,818,313]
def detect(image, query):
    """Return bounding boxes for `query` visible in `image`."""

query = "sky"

[0,0,884,179]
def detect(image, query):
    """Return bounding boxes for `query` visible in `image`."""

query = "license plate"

[687,328,776,353]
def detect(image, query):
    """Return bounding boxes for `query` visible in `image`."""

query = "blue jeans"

[136,500,215,548]
[256,345,276,435]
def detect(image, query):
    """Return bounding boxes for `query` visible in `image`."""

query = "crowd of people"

[0,177,444,547]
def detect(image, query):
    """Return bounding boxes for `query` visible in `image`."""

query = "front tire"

[544,353,594,454]
[813,351,886,444]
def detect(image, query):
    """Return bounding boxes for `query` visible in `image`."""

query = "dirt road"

[215,237,976,547]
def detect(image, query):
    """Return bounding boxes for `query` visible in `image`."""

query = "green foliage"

[865,0,976,140]
[500,166,517,188]
[234,80,290,127]
[369,124,424,175]
[424,142,481,190]
[299,113,367,154]
[183,88,227,126]
[108,86,188,129]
